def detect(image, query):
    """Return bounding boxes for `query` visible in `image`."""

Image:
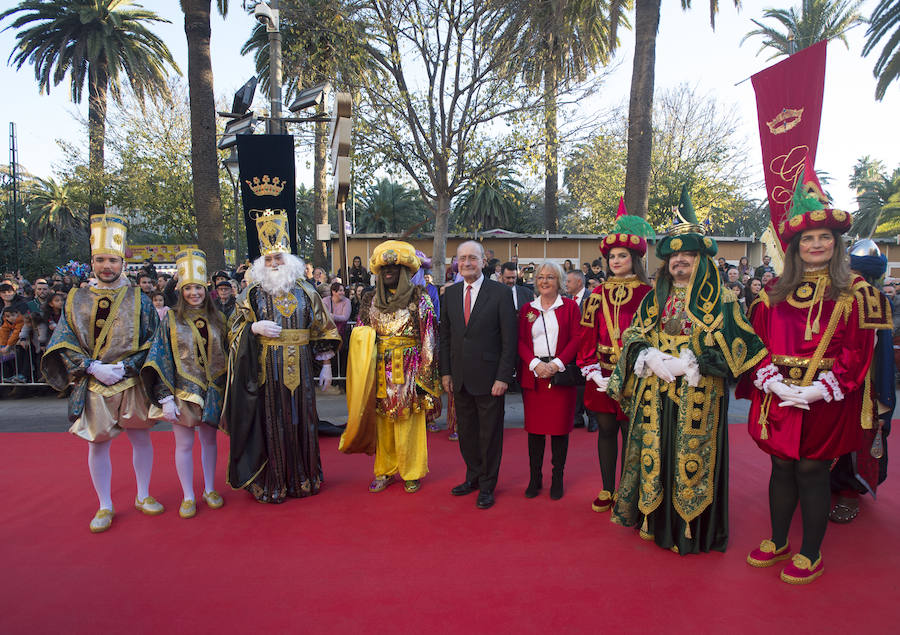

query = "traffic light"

[329,92,352,208]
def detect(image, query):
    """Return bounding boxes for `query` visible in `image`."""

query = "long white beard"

[249,254,305,296]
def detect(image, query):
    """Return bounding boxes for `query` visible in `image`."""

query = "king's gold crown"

[246,174,285,197]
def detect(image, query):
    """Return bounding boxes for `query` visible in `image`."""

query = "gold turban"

[369,240,420,274]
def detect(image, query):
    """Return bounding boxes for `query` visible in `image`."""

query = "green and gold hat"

[656,185,717,259]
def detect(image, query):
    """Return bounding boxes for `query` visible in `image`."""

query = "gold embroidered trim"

[771,355,835,369]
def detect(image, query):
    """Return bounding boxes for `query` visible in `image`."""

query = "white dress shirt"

[573,287,585,307]
[527,295,566,374]
[462,273,485,312]
[511,284,519,310]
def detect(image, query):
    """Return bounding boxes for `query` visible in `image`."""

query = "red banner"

[751,40,827,248]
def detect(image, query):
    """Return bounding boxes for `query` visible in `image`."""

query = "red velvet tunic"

[518,297,581,435]
[739,274,884,460]
[576,276,652,418]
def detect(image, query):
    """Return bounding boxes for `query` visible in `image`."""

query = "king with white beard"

[222,210,341,503]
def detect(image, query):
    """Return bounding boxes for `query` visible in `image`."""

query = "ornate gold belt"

[596,344,620,371]
[259,328,310,347]
[772,354,834,383]
[258,329,310,393]
[376,335,418,393]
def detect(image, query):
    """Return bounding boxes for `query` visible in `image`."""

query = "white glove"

[588,371,609,392]
[789,384,827,405]
[160,395,181,422]
[318,363,332,390]
[770,381,810,410]
[662,356,689,377]
[643,349,675,383]
[251,320,282,338]
[88,361,126,386]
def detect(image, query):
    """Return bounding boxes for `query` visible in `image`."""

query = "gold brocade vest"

[65,285,146,396]
[169,310,228,405]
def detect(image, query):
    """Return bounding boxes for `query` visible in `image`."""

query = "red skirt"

[522,378,577,435]
[584,382,626,420]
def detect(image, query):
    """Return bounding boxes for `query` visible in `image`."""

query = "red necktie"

[464,285,472,325]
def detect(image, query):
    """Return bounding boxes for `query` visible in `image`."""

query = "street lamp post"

[254,1,283,135]
[223,149,242,265]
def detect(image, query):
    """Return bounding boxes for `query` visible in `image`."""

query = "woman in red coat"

[740,168,888,585]
[518,261,582,500]
[577,205,654,513]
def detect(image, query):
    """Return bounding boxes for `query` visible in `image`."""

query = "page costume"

[608,188,765,553]
[41,214,162,532]
[340,241,441,492]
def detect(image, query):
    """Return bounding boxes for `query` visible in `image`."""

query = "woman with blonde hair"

[518,260,582,499]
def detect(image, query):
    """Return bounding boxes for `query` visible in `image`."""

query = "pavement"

[0,384,752,433]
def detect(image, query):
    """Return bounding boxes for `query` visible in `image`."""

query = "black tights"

[595,412,625,493]
[769,456,831,560]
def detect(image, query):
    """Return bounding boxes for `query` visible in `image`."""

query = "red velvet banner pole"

[751,40,828,249]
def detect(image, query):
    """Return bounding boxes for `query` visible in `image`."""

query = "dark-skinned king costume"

[608,187,766,554]
[222,210,341,503]
[340,240,442,493]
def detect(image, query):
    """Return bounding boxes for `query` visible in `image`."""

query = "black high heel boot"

[550,434,569,500]
[525,433,545,498]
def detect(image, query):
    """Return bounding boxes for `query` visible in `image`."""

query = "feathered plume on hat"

[599,197,656,257]
[778,158,850,244]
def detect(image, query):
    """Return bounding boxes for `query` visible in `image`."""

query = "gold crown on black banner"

[251,209,291,255]
[245,175,285,197]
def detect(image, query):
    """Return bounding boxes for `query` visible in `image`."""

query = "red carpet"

[1,427,897,633]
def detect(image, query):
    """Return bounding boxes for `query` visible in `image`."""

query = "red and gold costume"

[741,273,890,460]
[577,276,652,417]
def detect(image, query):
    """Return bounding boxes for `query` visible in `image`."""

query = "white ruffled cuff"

[754,363,783,393]
[581,363,602,378]
[159,395,175,405]
[816,371,843,402]
[634,348,653,378]
[680,348,701,387]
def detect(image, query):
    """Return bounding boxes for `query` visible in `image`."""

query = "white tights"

[87,429,155,510]
[172,424,218,501]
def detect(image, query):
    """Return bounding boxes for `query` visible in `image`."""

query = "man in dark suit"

[440,241,518,509]
[566,270,596,431]
[500,261,533,312]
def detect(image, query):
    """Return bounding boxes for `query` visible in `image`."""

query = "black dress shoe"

[476,491,495,509]
[451,481,478,496]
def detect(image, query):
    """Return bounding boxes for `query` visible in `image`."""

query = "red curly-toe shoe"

[747,539,791,568]
[780,553,824,585]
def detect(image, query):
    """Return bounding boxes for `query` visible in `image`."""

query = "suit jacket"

[512,284,534,312]
[440,278,518,395]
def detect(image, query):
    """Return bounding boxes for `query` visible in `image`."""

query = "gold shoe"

[404,479,421,493]
[89,508,114,533]
[179,499,197,519]
[591,490,614,513]
[134,496,165,516]
[202,491,224,509]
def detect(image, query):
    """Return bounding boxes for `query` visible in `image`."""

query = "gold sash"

[376,335,417,397]
[258,328,311,393]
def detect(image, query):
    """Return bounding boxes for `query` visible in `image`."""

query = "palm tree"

[356,179,429,234]
[454,168,526,231]
[863,0,900,100]
[849,158,900,237]
[624,1,740,219]
[181,0,228,270]
[1,1,179,216]
[494,0,627,232]
[742,0,864,59]
[27,176,88,249]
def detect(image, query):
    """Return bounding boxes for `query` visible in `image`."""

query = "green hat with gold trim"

[656,185,718,258]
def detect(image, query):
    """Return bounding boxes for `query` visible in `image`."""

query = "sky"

[0,0,897,216]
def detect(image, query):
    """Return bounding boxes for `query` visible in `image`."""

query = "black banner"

[237,134,296,260]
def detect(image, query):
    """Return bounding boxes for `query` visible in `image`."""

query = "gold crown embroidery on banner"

[251,209,291,255]
[245,175,286,197]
